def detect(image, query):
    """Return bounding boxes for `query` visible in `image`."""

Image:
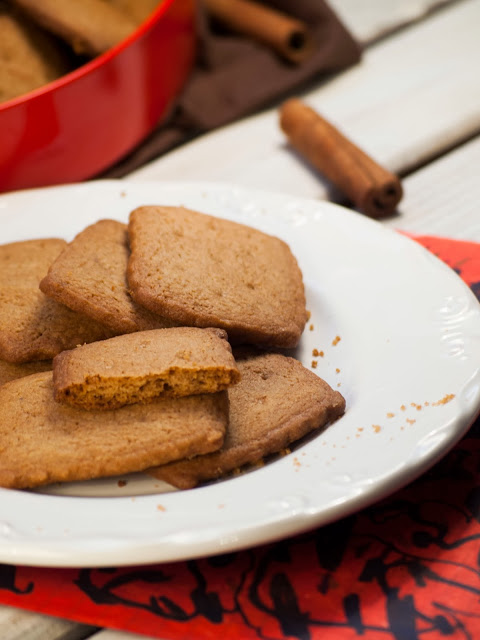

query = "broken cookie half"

[53,327,241,410]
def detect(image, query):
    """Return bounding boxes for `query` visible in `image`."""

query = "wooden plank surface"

[88,631,156,640]
[0,605,95,640]
[386,136,480,240]
[330,0,456,43]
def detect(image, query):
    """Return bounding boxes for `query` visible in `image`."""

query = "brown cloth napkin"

[102,0,362,177]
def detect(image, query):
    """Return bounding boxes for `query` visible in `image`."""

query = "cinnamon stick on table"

[204,0,313,64]
[279,98,403,218]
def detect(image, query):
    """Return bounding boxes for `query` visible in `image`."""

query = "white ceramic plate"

[0,180,479,568]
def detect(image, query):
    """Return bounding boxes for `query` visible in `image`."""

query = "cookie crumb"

[432,394,455,406]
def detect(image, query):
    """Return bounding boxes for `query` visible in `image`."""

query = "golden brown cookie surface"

[53,327,240,410]
[0,358,52,386]
[127,206,308,348]
[0,372,228,489]
[11,0,136,56]
[0,5,71,103]
[0,239,111,363]
[150,348,345,488]
[107,0,161,24]
[40,219,173,335]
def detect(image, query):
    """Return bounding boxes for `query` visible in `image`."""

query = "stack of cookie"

[1,0,160,103]
[0,205,345,490]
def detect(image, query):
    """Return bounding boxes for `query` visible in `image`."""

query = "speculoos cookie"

[0,239,111,363]
[108,0,161,24]
[40,219,173,335]
[0,358,52,386]
[0,5,70,103]
[150,348,346,489]
[53,327,240,410]
[0,371,228,489]
[11,0,136,56]
[127,205,308,348]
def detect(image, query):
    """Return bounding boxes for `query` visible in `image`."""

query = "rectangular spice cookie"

[0,239,112,363]
[150,348,345,488]
[40,219,173,335]
[0,372,228,489]
[107,0,161,25]
[0,5,71,103]
[127,206,308,348]
[11,0,137,56]
[53,327,240,410]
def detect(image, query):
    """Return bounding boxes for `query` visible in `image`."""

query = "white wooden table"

[2,0,479,638]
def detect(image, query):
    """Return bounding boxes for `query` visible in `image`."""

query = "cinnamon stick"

[204,0,313,65]
[279,98,403,218]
